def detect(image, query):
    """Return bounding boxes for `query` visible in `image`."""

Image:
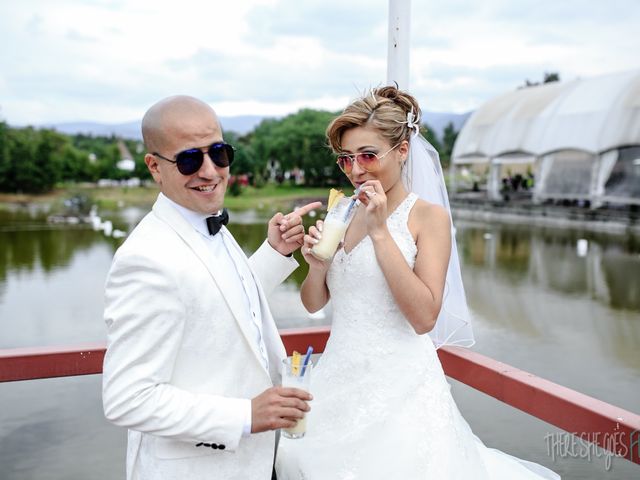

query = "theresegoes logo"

[544,427,640,471]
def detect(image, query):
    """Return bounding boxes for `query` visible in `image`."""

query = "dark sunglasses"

[336,144,399,175]
[152,142,235,175]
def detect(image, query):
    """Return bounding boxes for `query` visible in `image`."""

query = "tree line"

[0,122,148,193]
[0,110,459,194]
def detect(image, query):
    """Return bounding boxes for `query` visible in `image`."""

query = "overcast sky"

[1,0,639,125]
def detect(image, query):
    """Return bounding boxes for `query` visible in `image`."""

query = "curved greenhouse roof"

[452,70,640,163]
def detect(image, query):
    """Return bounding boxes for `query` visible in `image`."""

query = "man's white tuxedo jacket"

[102,197,297,479]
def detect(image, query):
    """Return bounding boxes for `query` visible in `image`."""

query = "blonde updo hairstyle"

[326,86,421,153]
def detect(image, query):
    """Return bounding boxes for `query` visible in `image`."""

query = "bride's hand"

[302,220,331,270]
[356,180,388,237]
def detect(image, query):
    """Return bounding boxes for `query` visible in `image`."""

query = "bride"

[275,86,560,479]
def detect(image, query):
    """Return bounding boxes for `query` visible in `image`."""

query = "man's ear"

[145,153,162,183]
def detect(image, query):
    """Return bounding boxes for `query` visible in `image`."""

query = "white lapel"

[222,229,287,381]
[151,198,270,375]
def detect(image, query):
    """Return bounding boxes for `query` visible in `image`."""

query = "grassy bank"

[0,184,332,212]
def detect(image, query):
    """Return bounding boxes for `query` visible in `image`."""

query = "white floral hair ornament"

[406,108,421,137]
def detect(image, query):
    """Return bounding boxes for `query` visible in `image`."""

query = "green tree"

[123,139,151,180]
[36,129,67,185]
[249,117,280,182]
[440,122,458,168]
[104,142,127,180]
[224,131,255,178]
[59,142,98,182]
[543,72,560,83]
[0,122,10,191]
[250,109,343,187]
[10,128,45,193]
[0,127,64,193]
[520,71,561,88]
[71,133,121,181]
[421,123,443,155]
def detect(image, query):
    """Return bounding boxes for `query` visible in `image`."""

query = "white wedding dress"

[276,193,560,479]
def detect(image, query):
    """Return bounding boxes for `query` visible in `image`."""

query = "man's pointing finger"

[292,201,322,217]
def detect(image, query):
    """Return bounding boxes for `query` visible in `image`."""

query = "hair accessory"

[406,108,420,137]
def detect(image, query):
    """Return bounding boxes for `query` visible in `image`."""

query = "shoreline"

[452,200,640,237]
[2,186,639,237]
[0,184,329,212]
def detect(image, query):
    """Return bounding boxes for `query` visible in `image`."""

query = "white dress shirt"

[159,193,271,436]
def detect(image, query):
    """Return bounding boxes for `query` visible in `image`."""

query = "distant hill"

[38,115,267,140]
[41,121,144,139]
[421,111,472,138]
[32,111,472,141]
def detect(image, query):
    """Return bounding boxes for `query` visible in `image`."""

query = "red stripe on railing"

[0,328,333,383]
[279,325,331,355]
[438,346,640,464]
[1,328,638,465]
[0,342,106,382]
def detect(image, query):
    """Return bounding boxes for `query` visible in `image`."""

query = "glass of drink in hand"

[310,196,358,261]
[281,357,313,439]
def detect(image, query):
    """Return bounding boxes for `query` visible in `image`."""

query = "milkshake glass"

[281,357,313,439]
[310,196,358,261]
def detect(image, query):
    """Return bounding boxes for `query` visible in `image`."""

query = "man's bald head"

[141,95,220,153]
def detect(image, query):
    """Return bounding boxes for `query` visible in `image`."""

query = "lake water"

[0,201,638,479]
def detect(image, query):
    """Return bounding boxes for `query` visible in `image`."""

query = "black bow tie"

[206,209,229,236]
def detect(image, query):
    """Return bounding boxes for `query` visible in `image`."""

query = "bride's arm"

[300,268,330,313]
[372,201,450,334]
[358,179,450,335]
[300,221,331,313]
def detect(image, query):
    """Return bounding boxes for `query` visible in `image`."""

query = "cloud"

[65,28,98,43]
[25,13,44,35]
[406,0,640,110]
[245,0,387,56]
[0,0,638,125]
[165,41,385,104]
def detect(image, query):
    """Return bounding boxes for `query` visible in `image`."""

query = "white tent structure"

[451,70,640,207]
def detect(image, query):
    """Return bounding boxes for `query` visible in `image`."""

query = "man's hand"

[268,201,322,256]
[251,386,312,433]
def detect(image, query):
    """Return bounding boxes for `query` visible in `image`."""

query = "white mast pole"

[386,0,411,90]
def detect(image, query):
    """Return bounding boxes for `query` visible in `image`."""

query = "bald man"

[102,96,319,480]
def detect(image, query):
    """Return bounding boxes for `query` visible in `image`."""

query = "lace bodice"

[324,193,436,361]
[276,192,561,480]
